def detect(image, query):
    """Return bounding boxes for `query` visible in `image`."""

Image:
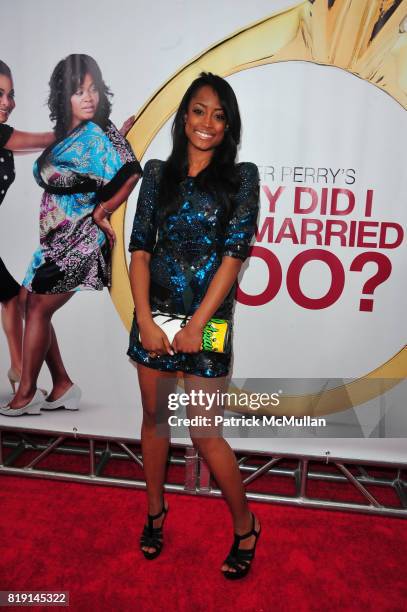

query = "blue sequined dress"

[127,159,259,377]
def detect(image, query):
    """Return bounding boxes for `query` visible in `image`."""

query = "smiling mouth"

[194,130,214,140]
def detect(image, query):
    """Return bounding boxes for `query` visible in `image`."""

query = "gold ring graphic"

[111,0,407,416]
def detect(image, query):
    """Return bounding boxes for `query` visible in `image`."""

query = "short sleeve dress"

[0,124,20,303]
[127,159,260,377]
[23,120,142,294]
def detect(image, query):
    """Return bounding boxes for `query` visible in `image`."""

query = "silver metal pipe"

[335,463,381,507]
[0,463,405,518]
[89,439,95,477]
[242,456,282,485]
[117,442,144,468]
[300,459,308,498]
[26,436,65,470]
[4,435,400,487]
[2,426,407,467]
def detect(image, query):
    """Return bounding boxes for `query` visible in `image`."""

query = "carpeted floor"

[1,473,406,612]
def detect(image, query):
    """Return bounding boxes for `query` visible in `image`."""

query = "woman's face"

[0,74,15,124]
[184,85,227,153]
[70,72,100,129]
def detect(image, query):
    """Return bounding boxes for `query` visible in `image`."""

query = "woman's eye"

[75,90,83,96]
[193,108,203,115]
[215,114,225,122]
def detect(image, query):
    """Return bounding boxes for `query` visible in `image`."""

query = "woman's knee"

[190,434,222,453]
[25,294,54,321]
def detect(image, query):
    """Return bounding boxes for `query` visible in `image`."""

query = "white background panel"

[0,0,406,462]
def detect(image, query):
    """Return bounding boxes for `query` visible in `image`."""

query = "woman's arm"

[172,256,242,353]
[5,129,55,152]
[92,173,141,247]
[129,251,173,355]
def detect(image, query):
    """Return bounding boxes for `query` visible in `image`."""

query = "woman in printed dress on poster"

[0,54,141,416]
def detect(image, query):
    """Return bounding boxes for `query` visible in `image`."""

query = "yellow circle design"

[110,0,407,416]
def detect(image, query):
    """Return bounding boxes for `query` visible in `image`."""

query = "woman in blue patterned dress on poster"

[0,54,141,416]
[128,73,261,579]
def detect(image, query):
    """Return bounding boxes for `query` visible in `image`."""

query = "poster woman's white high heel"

[42,384,82,411]
[0,389,44,416]
[7,367,21,394]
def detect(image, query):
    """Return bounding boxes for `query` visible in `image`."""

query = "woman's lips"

[194,129,214,140]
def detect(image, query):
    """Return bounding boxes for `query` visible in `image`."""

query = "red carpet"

[1,473,406,612]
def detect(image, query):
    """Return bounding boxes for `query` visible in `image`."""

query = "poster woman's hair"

[48,54,112,139]
[0,60,12,78]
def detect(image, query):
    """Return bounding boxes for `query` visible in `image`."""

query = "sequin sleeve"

[222,162,260,261]
[128,159,161,254]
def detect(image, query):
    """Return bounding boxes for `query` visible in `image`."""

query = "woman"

[0,54,141,416]
[128,73,260,579]
[0,59,55,393]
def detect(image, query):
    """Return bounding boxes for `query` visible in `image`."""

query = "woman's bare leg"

[1,295,23,380]
[184,374,259,573]
[44,325,74,401]
[9,291,74,409]
[19,287,73,401]
[137,363,177,553]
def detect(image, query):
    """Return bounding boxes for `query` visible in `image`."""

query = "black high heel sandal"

[222,513,261,580]
[140,503,168,560]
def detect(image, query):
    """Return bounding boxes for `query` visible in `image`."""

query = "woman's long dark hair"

[0,60,12,79]
[158,72,241,218]
[48,54,112,139]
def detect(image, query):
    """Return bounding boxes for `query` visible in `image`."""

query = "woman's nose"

[202,113,213,128]
[0,94,9,108]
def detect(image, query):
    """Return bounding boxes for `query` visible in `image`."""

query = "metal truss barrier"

[0,428,406,518]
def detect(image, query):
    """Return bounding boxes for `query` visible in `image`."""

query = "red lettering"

[364,190,374,217]
[300,219,323,245]
[294,187,318,214]
[255,217,274,242]
[330,188,355,215]
[286,249,345,309]
[237,246,282,306]
[275,218,299,244]
[356,221,379,248]
[262,185,285,213]
[378,222,404,249]
[325,220,348,246]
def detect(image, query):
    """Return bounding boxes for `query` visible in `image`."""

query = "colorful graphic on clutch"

[201,319,230,353]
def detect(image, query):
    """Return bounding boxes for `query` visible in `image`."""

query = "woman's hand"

[119,115,135,137]
[172,322,203,354]
[92,205,116,249]
[139,319,174,356]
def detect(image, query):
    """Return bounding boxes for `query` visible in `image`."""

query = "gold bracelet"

[99,202,112,215]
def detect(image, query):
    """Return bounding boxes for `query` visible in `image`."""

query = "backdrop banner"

[0,0,406,463]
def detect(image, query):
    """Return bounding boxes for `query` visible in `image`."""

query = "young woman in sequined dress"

[128,73,261,579]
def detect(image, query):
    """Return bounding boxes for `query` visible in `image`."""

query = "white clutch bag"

[138,311,231,353]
